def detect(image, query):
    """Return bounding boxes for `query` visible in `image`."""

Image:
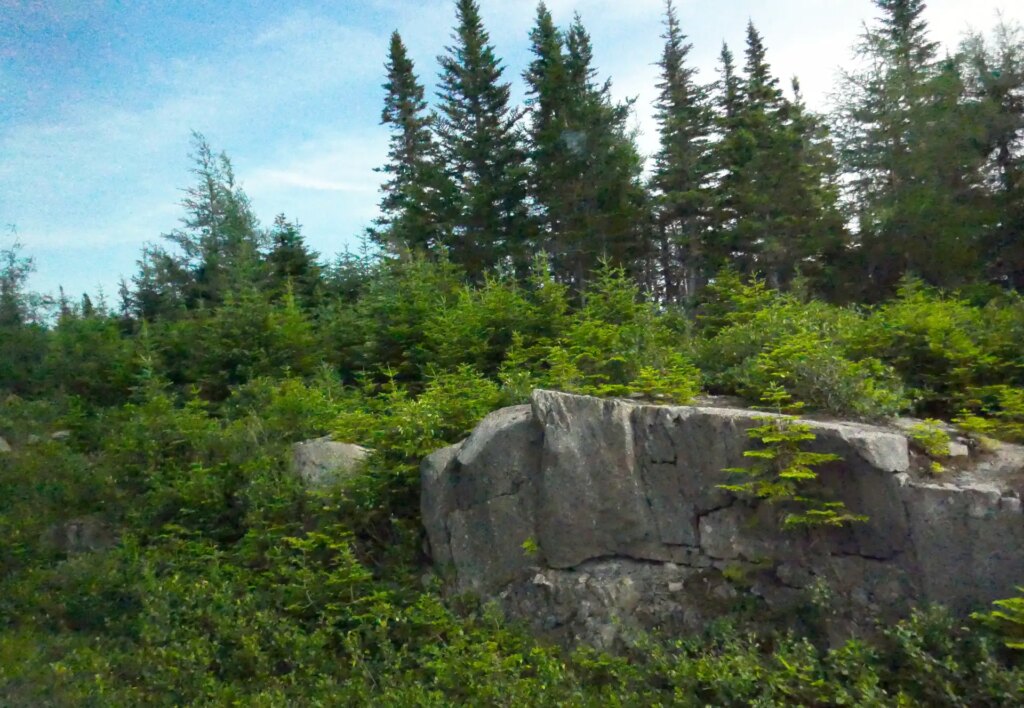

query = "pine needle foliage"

[720,383,868,529]
[973,588,1024,649]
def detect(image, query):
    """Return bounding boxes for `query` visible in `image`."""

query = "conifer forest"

[4,1,1024,703]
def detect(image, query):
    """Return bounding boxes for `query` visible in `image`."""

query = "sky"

[2,0,1022,300]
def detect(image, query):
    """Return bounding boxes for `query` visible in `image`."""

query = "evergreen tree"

[838,0,990,295]
[0,239,34,327]
[524,3,570,258]
[137,132,265,315]
[650,0,713,301]
[556,14,647,289]
[708,43,744,272]
[265,214,323,307]
[436,0,531,278]
[712,24,846,290]
[962,23,1024,288]
[375,31,454,256]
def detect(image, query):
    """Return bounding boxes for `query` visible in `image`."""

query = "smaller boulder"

[50,430,72,441]
[41,516,117,555]
[0,436,10,454]
[291,436,370,488]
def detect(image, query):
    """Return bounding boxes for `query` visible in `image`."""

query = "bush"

[699,288,907,418]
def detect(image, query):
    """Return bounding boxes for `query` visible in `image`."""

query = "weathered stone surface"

[0,436,10,453]
[41,516,117,555]
[291,437,369,488]
[901,479,1024,611]
[421,405,542,593]
[421,390,1024,648]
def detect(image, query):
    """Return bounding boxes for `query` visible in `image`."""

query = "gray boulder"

[291,437,370,488]
[0,436,10,454]
[41,516,118,555]
[422,390,1024,648]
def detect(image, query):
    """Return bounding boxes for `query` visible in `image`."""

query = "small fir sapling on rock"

[719,383,868,529]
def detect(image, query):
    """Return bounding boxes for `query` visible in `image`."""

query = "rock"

[421,390,1024,649]
[948,441,970,458]
[50,430,72,441]
[0,436,10,453]
[291,437,370,489]
[421,405,542,593]
[41,516,117,555]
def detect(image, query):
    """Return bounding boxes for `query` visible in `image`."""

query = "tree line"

[2,0,1023,328]
[375,0,1024,302]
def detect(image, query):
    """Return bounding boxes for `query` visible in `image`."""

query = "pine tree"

[375,31,454,256]
[436,0,531,278]
[142,132,266,313]
[711,24,846,290]
[650,0,713,301]
[838,0,990,295]
[265,214,323,307]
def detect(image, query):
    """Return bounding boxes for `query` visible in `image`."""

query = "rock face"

[422,390,1024,649]
[291,437,370,488]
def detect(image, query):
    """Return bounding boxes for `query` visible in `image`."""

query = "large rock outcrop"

[422,390,1024,649]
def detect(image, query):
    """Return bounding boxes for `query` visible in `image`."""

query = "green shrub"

[700,289,907,419]
[974,589,1024,650]
[719,385,868,529]
[907,419,952,473]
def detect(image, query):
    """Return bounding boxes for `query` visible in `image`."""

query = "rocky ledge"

[421,390,1024,649]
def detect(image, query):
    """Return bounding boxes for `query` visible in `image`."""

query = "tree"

[135,132,266,316]
[711,24,846,290]
[962,22,1024,288]
[0,237,47,394]
[436,0,531,278]
[524,10,646,291]
[708,42,751,271]
[837,0,990,295]
[650,0,713,301]
[524,2,569,258]
[265,214,323,307]
[375,31,454,256]
[0,238,35,327]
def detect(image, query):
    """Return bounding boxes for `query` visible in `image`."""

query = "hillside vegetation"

[4,0,1024,704]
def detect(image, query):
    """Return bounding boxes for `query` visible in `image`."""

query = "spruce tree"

[711,24,846,290]
[265,214,323,307]
[962,24,1024,288]
[524,3,570,257]
[375,31,453,256]
[708,43,744,273]
[436,0,531,278]
[143,132,265,312]
[838,0,989,294]
[650,0,713,301]
[562,15,647,288]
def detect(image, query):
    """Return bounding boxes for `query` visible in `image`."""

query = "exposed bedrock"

[421,390,1024,648]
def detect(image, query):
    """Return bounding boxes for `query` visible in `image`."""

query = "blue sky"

[3,0,1021,300]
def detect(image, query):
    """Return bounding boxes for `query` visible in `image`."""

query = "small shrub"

[907,419,952,474]
[719,385,868,529]
[973,588,1024,649]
